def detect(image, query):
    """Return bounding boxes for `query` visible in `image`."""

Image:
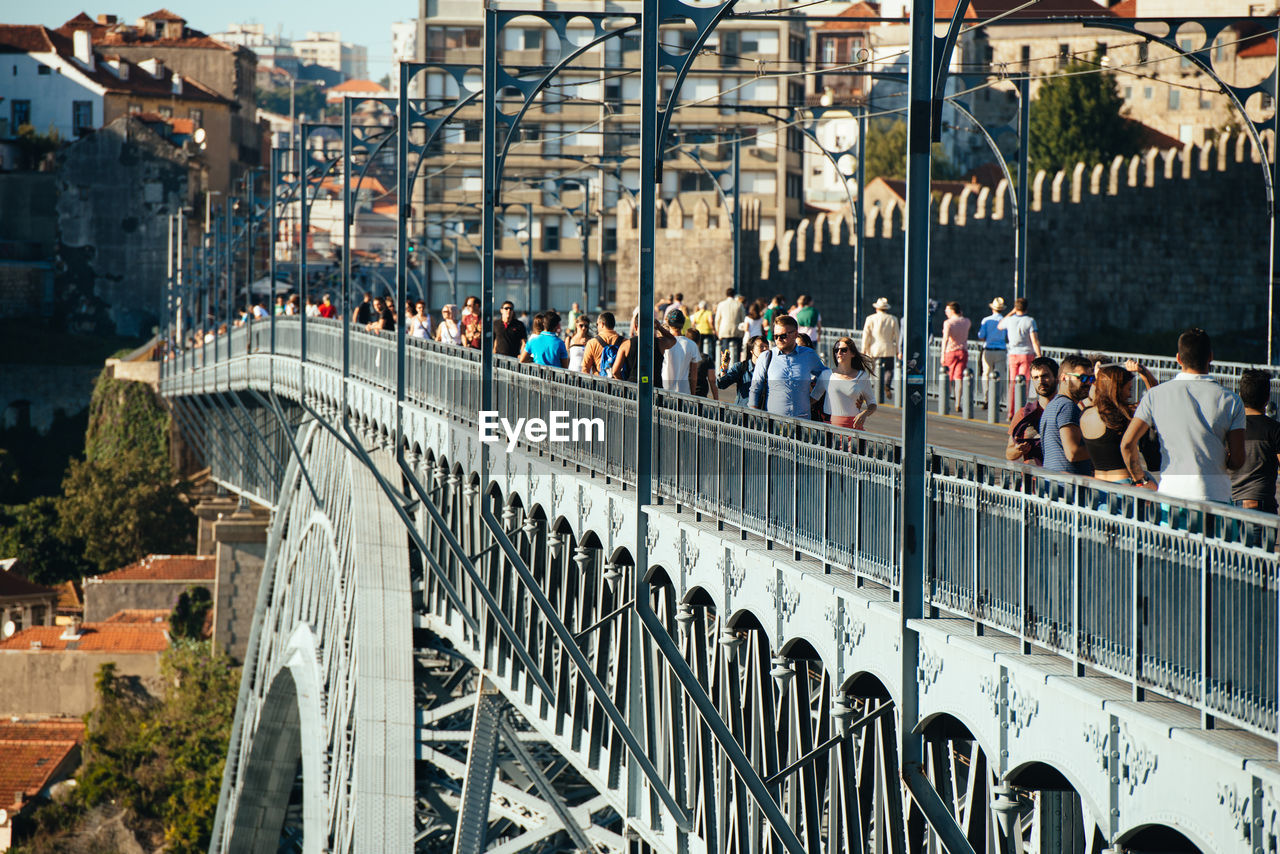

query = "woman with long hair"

[740,301,765,350]
[814,336,877,430]
[718,335,768,407]
[461,309,482,348]
[1080,364,1159,483]
[567,313,591,371]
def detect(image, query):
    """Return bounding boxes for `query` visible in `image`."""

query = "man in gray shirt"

[749,315,829,418]
[1121,327,1245,503]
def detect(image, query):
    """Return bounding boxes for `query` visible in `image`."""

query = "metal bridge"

[155,2,1280,852]
[166,319,1280,854]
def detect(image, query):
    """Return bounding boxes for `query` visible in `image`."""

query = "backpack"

[598,335,622,378]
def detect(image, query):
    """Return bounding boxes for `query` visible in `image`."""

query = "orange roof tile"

[102,609,170,626]
[819,2,880,31]
[1240,35,1276,59]
[1110,0,1136,16]
[55,581,82,614]
[0,719,85,743]
[0,623,169,653]
[0,733,80,814]
[933,0,1113,19]
[93,554,215,583]
[142,8,186,22]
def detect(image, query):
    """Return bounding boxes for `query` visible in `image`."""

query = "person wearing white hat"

[977,296,1009,391]
[861,297,900,396]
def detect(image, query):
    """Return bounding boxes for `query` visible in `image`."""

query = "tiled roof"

[142,8,186,21]
[1110,0,1136,16]
[819,2,880,31]
[57,15,230,52]
[1240,35,1276,59]
[0,572,57,600]
[0,622,169,652]
[330,79,387,93]
[0,720,83,814]
[102,609,170,625]
[55,581,83,614]
[92,554,215,583]
[0,24,66,54]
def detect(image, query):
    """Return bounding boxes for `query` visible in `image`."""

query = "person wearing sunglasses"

[1039,354,1095,476]
[748,315,829,418]
[813,337,877,430]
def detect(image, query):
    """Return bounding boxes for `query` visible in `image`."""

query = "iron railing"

[163,317,1280,743]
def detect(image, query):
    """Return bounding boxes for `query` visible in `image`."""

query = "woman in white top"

[408,300,430,339]
[814,336,877,430]
[435,304,463,345]
[739,301,765,350]
[567,313,591,372]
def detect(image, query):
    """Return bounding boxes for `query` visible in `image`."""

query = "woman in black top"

[1080,364,1160,483]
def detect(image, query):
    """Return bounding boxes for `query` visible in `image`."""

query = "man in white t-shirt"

[997,297,1042,420]
[660,308,701,394]
[1121,327,1245,503]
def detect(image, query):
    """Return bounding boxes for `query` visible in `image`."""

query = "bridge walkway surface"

[162,319,1280,854]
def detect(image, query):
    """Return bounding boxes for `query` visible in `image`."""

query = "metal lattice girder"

[453,681,504,854]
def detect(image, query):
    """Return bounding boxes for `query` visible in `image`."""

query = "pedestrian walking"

[613,311,677,382]
[1231,369,1280,512]
[940,301,971,412]
[748,315,829,418]
[998,297,1042,420]
[493,301,527,357]
[714,288,745,365]
[567,313,591,372]
[659,309,702,394]
[522,310,570,367]
[690,301,715,357]
[580,311,624,376]
[352,293,372,325]
[791,294,822,348]
[1081,364,1159,484]
[861,297,900,397]
[435,303,463,345]
[1122,328,1245,503]
[813,336,877,430]
[977,297,1007,387]
[718,335,768,407]
[1005,356,1058,466]
[1039,354,1094,476]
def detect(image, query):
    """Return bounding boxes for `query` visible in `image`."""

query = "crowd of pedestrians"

[185,288,1280,515]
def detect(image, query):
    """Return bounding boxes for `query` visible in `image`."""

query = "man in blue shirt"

[976,296,1007,387]
[1040,354,1094,475]
[748,315,829,418]
[521,311,570,368]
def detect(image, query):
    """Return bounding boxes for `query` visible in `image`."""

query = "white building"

[210,22,297,73]
[391,21,416,96]
[293,31,367,82]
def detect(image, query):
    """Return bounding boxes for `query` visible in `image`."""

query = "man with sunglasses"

[1040,354,1095,476]
[748,315,829,418]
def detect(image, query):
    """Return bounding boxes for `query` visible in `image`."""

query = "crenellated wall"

[622,130,1275,348]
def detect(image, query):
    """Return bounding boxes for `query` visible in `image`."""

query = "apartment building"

[411,0,806,311]
[293,31,368,82]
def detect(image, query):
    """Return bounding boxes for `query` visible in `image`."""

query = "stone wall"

[629,130,1275,352]
[0,365,101,432]
[83,580,209,624]
[0,650,160,716]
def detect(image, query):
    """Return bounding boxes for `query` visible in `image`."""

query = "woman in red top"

[461,310,482,348]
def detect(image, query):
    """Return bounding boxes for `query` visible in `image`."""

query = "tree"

[1030,53,1142,172]
[864,117,962,181]
[170,586,213,640]
[14,124,62,170]
[84,374,170,466]
[58,448,193,575]
[0,497,94,586]
[255,82,326,120]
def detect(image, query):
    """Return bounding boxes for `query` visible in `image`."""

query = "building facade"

[292,31,368,82]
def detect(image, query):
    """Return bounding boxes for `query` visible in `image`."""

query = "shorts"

[942,348,968,381]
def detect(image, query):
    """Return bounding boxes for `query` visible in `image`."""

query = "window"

[158,106,173,118]
[785,172,803,200]
[523,29,542,51]
[742,37,759,55]
[787,127,803,152]
[72,100,92,135]
[603,225,617,252]
[1179,38,1193,69]
[788,81,804,106]
[1138,42,1148,64]
[789,36,804,64]
[542,220,560,252]
[822,38,836,65]
[1123,86,1132,99]
[679,171,717,192]
[1143,86,1153,100]
[11,100,31,129]
[1020,45,1031,70]
[1057,44,1070,69]
[38,65,51,75]
[1215,37,1225,63]
[605,81,621,103]
[1096,41,1107,59]
[721,31,740,66]
[128,102,142,114]
[1168,89,1180,110]
[464,121,480,142]
[188,108,203,126]
[1200,94,1212,110]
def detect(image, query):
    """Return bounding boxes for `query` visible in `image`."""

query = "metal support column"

[452,680,503,854]
[856,105,867,325]
[298,130,309,363]
[1015,76,1030,302]
[732,136,741,299]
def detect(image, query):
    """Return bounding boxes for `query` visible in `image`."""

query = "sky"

[9,1,412,82]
